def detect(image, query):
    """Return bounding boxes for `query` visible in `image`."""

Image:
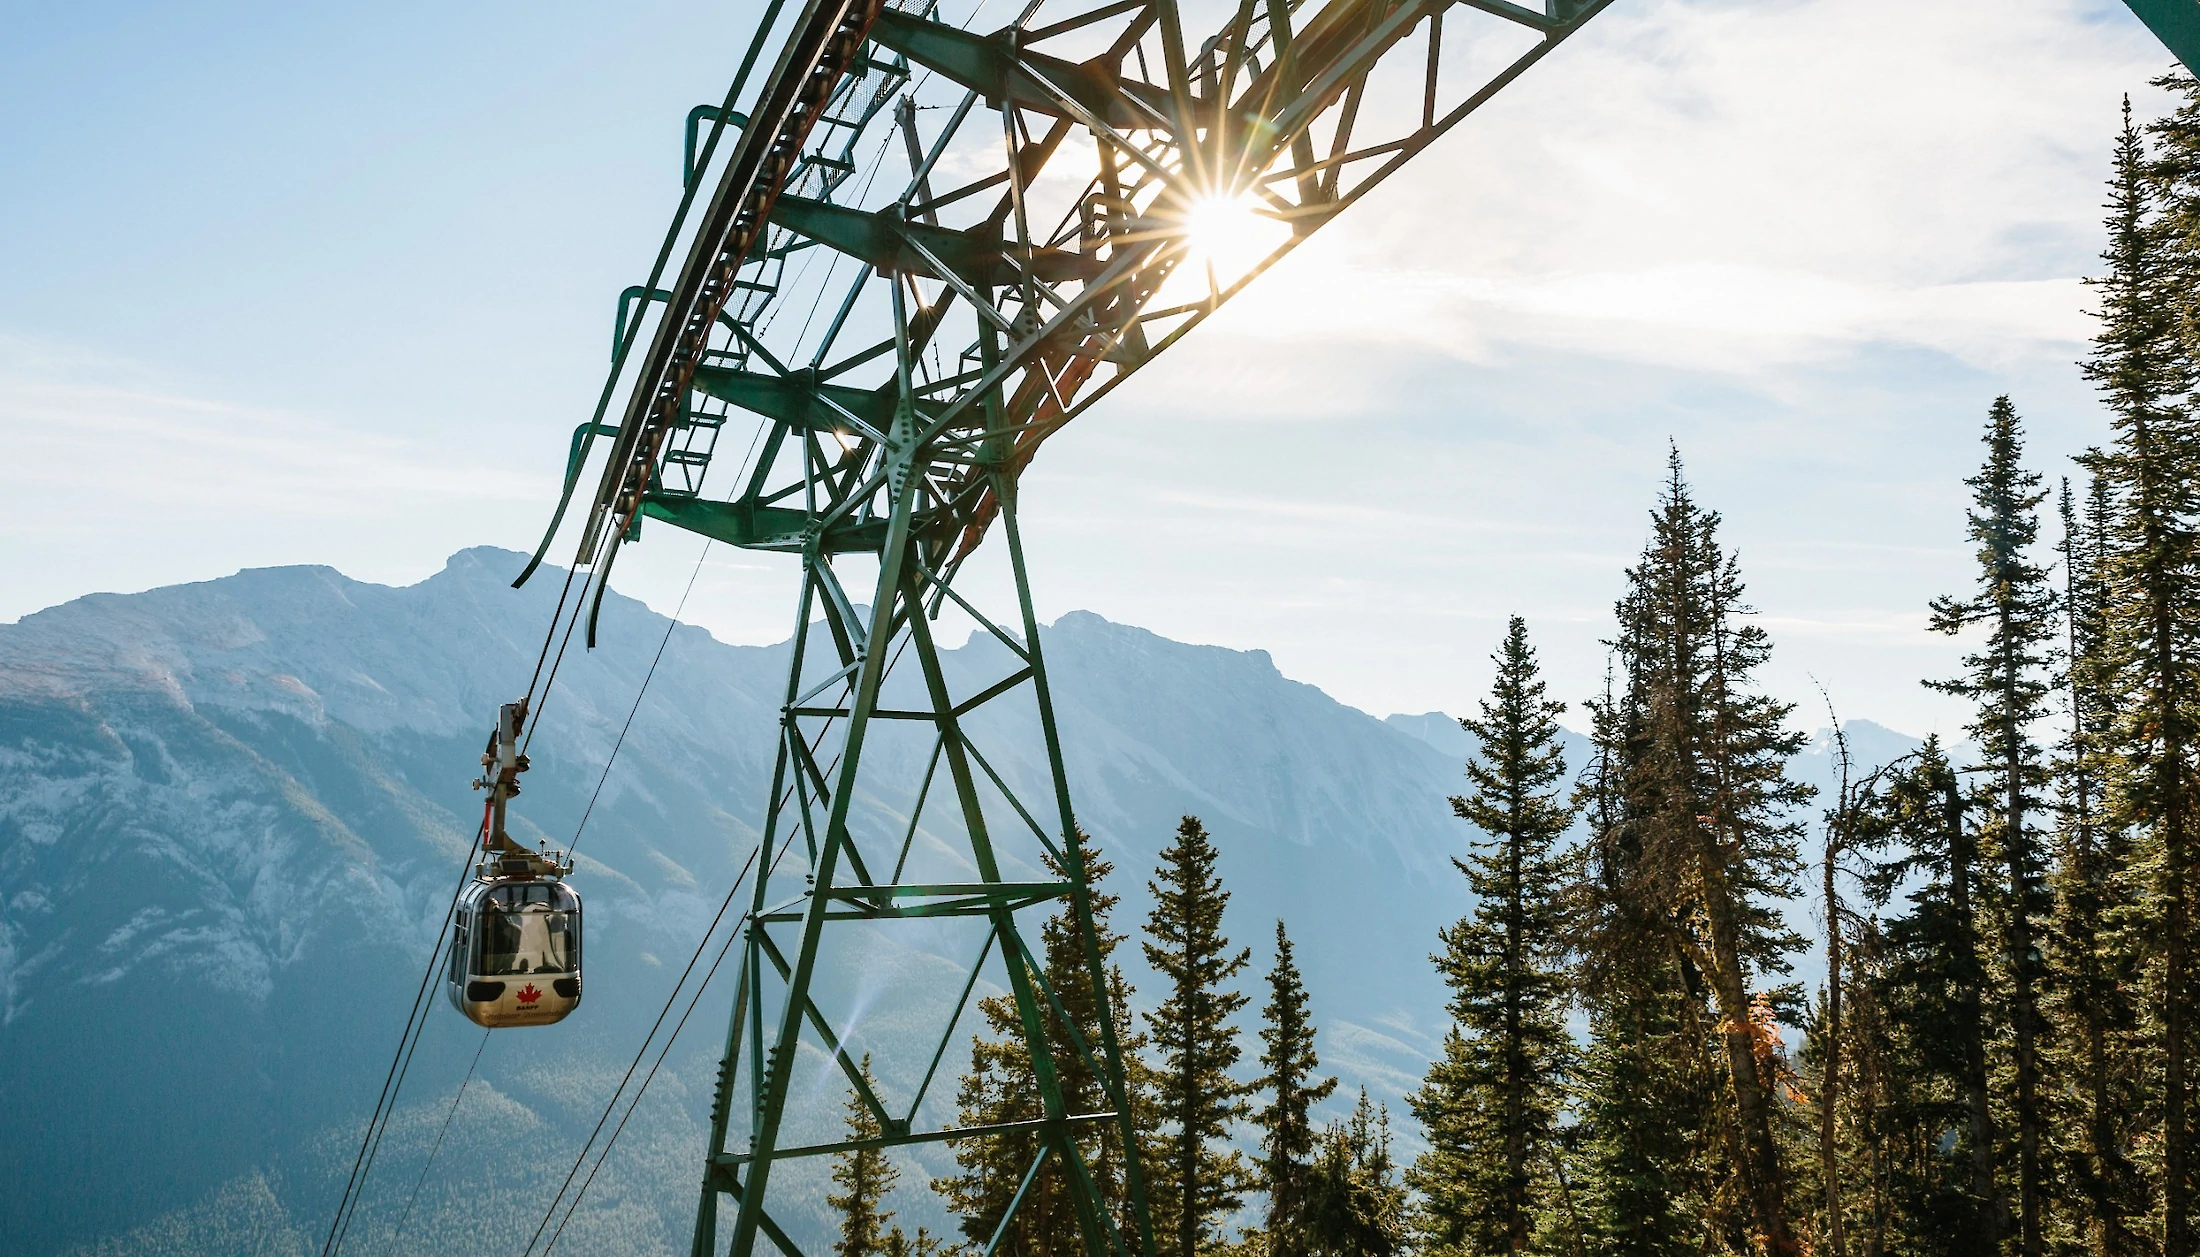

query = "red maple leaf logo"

[516,983,542,1005]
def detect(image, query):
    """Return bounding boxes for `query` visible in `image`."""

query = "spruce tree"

[1833,916,1900,1256]
[1571,647,1729,1255]
[1926,394,2057,1257]
[1144,816,1255,1257]
[1804,711,1883,1257]
[1409,616,1576,1255]
[1597,449,1812,1252]
[2048,471,2148,1255]
[1256,921,1337,1257]
[1304,1090,1407,1257]
[879,1227,941,1257]
[2113,77,2200,1253]
[1856,739,2009,1253]
[828,1055,899,1257]
[938,844,1154,1257]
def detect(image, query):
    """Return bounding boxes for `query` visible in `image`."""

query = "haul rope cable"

[319,817,484,1257]
[329,529,708,1254]
[333,936,451,1257]
[329,547,701,1257]
[516,838,764,1257]
[522,623,915,1251]
[328,933,448,1257]
[519,630,914,1255]
[344,0,995,1244]
[366,531,721,1256]
[519,512,625,758]
[542,916,747,1255]
[508,6,777,598]
[558,533,715,865]
[515,681,874,1254]
[382,1028,490,1257]
[361,391,750,1251]
[510,3,779,736]
[320,34,778,1252]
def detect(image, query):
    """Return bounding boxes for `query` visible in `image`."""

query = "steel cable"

[565,536,713,867]
[516,617,914,1252]
[319,814,485,1257]
[542,918,745,1254]
[519,515,620,760]
[331,944,448,1257]
[380,1028,490,1257]
[515,838,764,1257]
[330,27,897,1254]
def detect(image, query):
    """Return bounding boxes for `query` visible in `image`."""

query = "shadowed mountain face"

[0,549,1487,1256]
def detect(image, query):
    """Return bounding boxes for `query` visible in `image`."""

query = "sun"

[1179,191,1293,286]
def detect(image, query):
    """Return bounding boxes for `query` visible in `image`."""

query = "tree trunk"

[1822,829,1847,1257]
[2064,506,2131,1257]
[2137,416,2190,1257]
[1946,778,2010,1243]
[2001,726,2044,1257]
[1695,847,1795,1254]
[1179,1058,1197,1257]
[1504,835,1529,1253]
[2160,591,2191,1257]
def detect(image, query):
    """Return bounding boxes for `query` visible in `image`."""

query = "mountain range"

[0,548,1914,1256]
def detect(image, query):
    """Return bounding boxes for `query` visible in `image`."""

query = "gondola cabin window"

[477,887,577,976]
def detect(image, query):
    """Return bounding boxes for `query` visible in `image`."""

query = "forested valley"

[814,79,2200,1257]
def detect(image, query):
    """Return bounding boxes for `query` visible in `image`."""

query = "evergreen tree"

[1304,1090,1407,1257]
[1409,616,1577,1254]
[2046,472,2147,1255]
[1568,972,1727,1255]
[1855,740,2009,1254]
[880,1227,942,1257]
[1144,816,1255,1257]
[1256,921,1337,1257]
[1832,916,1901,1256]
[2110,75,2200,1253]
[1591,449,1812,1252]
[1801,710,1887,1257]
[938,844,1155,1257]
[1926,395,2058,1257]
[828,1055,899,1257]
[1570,648,1729,1255]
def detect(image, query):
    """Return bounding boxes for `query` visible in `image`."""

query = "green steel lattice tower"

[519,1,1615,1255]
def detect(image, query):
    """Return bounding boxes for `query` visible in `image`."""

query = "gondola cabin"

[448,861,582,1028]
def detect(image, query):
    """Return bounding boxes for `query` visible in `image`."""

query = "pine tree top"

[1925,395,2056,795]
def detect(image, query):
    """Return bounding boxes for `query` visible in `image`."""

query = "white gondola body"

[447,874,582,1028]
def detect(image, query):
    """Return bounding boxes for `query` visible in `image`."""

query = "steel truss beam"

[517,1,1613,1256]
[2123,0,2200,77]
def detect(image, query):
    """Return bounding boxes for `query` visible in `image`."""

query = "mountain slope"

[0,549,1479,1256]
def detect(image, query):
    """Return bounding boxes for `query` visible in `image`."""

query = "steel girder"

[2124,0,2200,75]
[516,1,1612,1256]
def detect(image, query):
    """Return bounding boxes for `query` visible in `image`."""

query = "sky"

[0,0,2182,741]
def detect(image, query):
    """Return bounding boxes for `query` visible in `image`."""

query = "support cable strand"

[567,537,714,866]
[521,527,616,759]
[520,617,902,1256]
[522,562,586,713]
[333,946,451,1257]
[543,918,745,1254]
[318,820,483,1257]
[517,840,763,1257]
[381,1029,491,1257]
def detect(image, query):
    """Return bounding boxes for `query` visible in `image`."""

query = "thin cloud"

[1162,0,2163,378]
